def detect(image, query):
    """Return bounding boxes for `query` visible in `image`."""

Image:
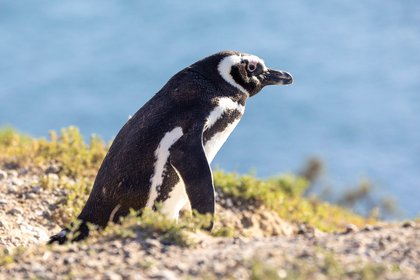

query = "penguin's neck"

[202,96,245,163]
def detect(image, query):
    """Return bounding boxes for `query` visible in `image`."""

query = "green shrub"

[0,126,107,178]
[103,208,214,247]
[0,126,372,233]
[214,171,372,232]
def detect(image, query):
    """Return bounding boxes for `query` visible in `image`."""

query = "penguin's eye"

[247,63,257,72]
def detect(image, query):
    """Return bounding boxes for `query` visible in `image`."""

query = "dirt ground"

[0,167,419,279]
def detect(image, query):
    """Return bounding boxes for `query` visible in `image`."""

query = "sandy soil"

[0,167,419,279]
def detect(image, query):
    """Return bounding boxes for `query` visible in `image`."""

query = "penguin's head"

[215,51,293,97]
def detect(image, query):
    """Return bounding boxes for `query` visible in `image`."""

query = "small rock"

[31,263,46,273]
[20,224,34,234]
[0,169,7,180]
[47,173,59,182]
[277,269,288,279]
[35,210,51,218]
[378,238,387,249]
[232,237,245,245]
[225,198,233,208]
[145,238,162,249]
[34,227,49,240]
[297,224,306,234]
[42,251,52,261]
[213,262,227,274]
[313,228,326,238]
[298,250,313,259]
[362,225,374,231]
[25,193,37,199]
[45,164,61,174]
[63,256,76,265]
[7,170,18,178]
[104,271,123,280]
[43,210,52,218]
[343,224,359,234]
[174,261,189,272]
[402,221,415,228]
[7,184,17,193]
[297,223,315,236]
[31,186,42,193]
[7,208,23,215]
[18,168,29,176]
[11,178,24,186]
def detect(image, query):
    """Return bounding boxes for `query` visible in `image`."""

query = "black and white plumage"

[49,50,293,244]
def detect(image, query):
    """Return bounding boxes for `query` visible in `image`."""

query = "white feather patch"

[241,54,267,71]
[146,127,183,208]
[204,118,241,163]
[205,97,245,129]
[217,55,249,95]
[160,165,190,220]
[204,97,245,163]
[217,54,267,95]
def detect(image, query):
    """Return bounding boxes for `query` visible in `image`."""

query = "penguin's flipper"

[170,128,214,230]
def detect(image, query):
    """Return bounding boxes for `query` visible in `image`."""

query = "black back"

[77,51,247,226]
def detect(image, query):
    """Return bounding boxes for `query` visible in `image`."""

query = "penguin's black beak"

[262,69,293,86]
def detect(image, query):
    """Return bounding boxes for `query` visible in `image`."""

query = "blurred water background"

[1,1,419,218]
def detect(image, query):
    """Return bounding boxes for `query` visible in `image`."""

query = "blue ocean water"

[1,1,419,217]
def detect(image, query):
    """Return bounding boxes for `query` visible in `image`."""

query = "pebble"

[402,221,415,228]
[63,256,76,265]
[18,168,30,176]
[31,263,46,274]
[7,184,18,193]
[7,170,18,178]
[0,167,418,280]
[225,198,233,208]
[104,271,123,280]
[277,269,288,279]
[145,238,162,249]
[31,186,42,193]
[343,224,359,234]
[155,270,178,280]
[7,208,23,215]
[298,250,312,259]
[41,251,52,261]
[362,225,375,231]
[0,169,7,180]
[20,224,40,236]
[26,193,37,199]
[35,228,49,241]
[11,177,24,186]
[45,164,61,174]
[47,173,59,182]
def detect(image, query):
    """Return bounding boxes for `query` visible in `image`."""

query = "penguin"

[48,50,293,244]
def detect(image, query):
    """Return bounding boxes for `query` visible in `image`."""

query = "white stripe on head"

[241,54,267,71]
[146,127,184,208]
[217,55,249,95]
[217,54,267,95]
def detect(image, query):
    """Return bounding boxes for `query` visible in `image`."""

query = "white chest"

[203,97,245,163]
[204,118,241,163]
